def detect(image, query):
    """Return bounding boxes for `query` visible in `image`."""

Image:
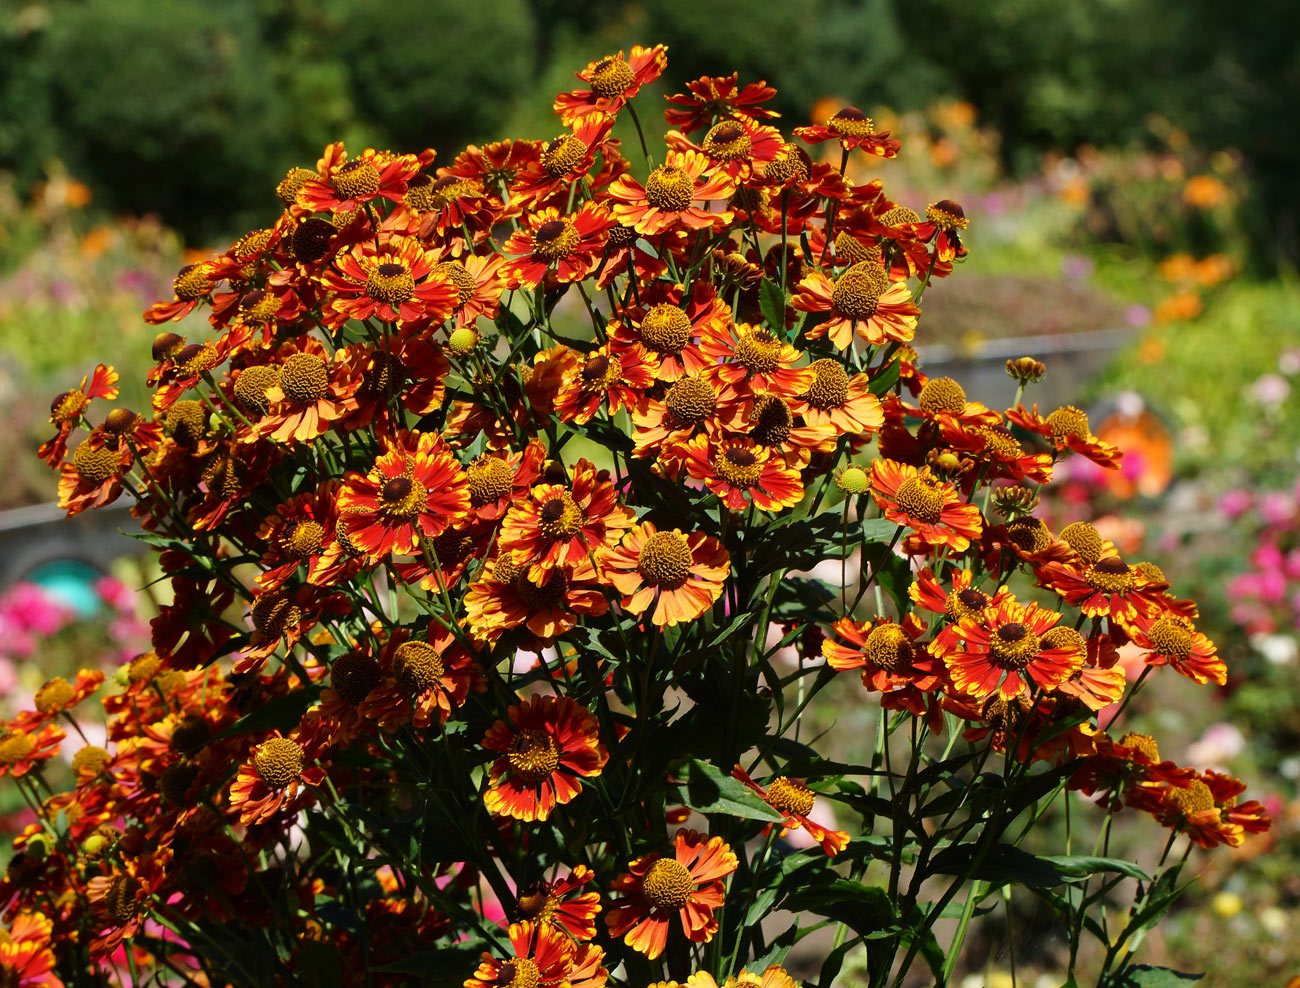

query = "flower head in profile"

[605,829,738,959]
[39,364,119,466]
[482,695,608,823]
[601,522,730,628]
[514,865,602,941]
[1006,403,1123,470]
[795,106,901,157]
[664,73,780,135]
[1131,613,1226,686]
[685,965,800,988]
[732,766,849,856]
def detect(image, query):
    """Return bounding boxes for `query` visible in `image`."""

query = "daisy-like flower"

[605,829,738,959]
[731,766,850,856]
[1005,403,1123,470]
[680,435,804,512]
[0,723,65,780]
[248,342,359,445]
[610,280,730,382]
[1131,613,1226,686]
[794,106,901,157]
[606,150,736,235]
[870,460,983,552]
[56,433,132,517]
[360,627,482,730]
[782,360,883,438]
[632,376,747,461]
[482,694,609,823]
[498,459,635,584]
[664,73,781,135]
[38,364,119,466]
[297,143,427,214]
[744,393,838,469]
[554,45,668,124]
[792,263,919,349]
[143,261,219,324]
[667,117,785,181]
[937,418,1054,485]
[322,237,460,326]
[699,321,811,396]
[1069,731,1194,813]
[336,429,470,560]
[945,598,1085,700]
[913,199,969,262]
[502,202,614,289]
[601,522,730,628]
[228,714,332,827]
[908,567,1013,658]
[821,614,943,700]
[1153,774,1253,849]
[553,343,655,424]
[1036,556,1166,633]
[10,670,104,732]
[510,113,618,208]
[1051,630,1128,711]
[464,552,607,645]
[464,922,595,988]
[0,910,64,988]
[514,865,602,941]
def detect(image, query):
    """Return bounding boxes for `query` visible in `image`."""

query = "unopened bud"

[446,327,478,356]
[992,484,1040,518]
[1006,357,1046,385]
[835,466,869,494]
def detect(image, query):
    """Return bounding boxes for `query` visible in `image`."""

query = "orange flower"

[679,435,804,512]
[1005,403,1123,471]
[336,429,470,560]
[792,265,919,349]
[554,45,668,124]
[946,599,1084,700]
[1154,771,1267,849]
[321,236,460,326]
[247,341,358,445]
[464,553,608,645]
[11,669,104,732]
[359,627,482,730]
[610,280,730,383]
[605,829,738,959]
[605,150,736,235]
[503,202,614,289]
[514,865,602,941]
[698,321,812,396]
[553,343,655,424]
[464,922,604,988]
[794,106,901,157]
[228,714,332,827]
[1069,732,1195,813]
[0,910,64,988]
[510,113,619,208]
[0,723,65,780]
[907,567,1012,658]
[1131,613,1226,686]
[822,614,943,698]
[869,460,983,552]
[788,359,883,435]
[498,459,635,584]
[665,73,781,135]
[732,766,850,856]
[482,695,608,823]
[38,363,119,466]
[601,522,730,628]
[297,143,427,214]
[1036,556,1167,633]
[666,116,785,181]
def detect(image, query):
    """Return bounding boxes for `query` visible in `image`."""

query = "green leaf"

[672,759,785,822]
[1113,965,1204,986]
[784,879,896,937]
[928,842,1071,888]
[759,276,787,332]
[208,686,320,743]
[708,609,756,648]
[1041,855,1151,884]
[868,356,902,395]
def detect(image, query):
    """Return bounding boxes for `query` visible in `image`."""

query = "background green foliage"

[2,0,1296,267]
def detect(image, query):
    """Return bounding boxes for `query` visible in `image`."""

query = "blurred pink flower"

[1218,488,1253,521]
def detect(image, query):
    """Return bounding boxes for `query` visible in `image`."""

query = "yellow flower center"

[926,199,968,230]
[830,264,888,321]
[580,353,623,391]
[764,143,810,184]
[516,886,559,924]
[0,732,36,766]
[1040,626,1086,653]
[1005,517,1051,553]
[828,106,875,138]
[250,588,302,638]
[507,730,561,781]
[640,304,694,354]
[467,454,515,506]
[1119,731,1160,762]
[833,231,880,266]
[496,959,541,988]
[331,651,382,706]
[1046,405,1090,441]
[979,425,1022,459]
[714,445,763,488]
[638,531,693,589]
[735,329,783,372]
[1059,522,1105,564]
[895,476,947,523]
[1167,780,1215,817]
[531,218,581,261]
[836,465,870,495]
[172,264,212,301]
[989,622,1041,670]
[1147,618,1194,658]
[72,441,121,483]
[749,394,793,447]
[332,159,381,200]
[640,857,694,909]
[880,205,921,226]
[238,289,280,325]
[538,492,585,539]
[72,745,111,775]
[1135,560,1167,584]
[945,587,990,623]
[645,165,695,212]
[703,120,751,161]
[801,359,850,410]
[34,677,76,713]
[276,352,329,405]
[865,624,913,671]
[393,640,446,694]
[235,227,274,259]
[164,400,207,448]
[918,376,966,415]
[589,55,635,97]
[1086,556,1135,594]
[766,776,816,817]
[542,134,589,176]
[277,166,318,204]
[174,341,218,378]
[428,175,481,210]
[403,173,437,212]
[128,652,162,683]
[50,388,85,425]
[282,520,324,559]
[435,261,478,307]
[254,737,304,789]
[366,261,416,307]
[378,472,429,521]
[664,376,718,424]
[234,365,280,415]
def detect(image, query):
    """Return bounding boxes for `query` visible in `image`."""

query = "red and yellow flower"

[680,435,804,512]
[0,910,64,988]
[795,106,901,157]
[503,202,614,289]
[297,143,428,214]
[601,522,730,628]
[606,150,736,235]
[553,343,655,424]
[788,359,884,435]
[1131,612,1226,686]
[322,236,460,326]
[514,865,602,941]
[823,614,943,699]
[482,694,608,823]
[554,45,668,124]
[1005,403,1123,470]
[611,280,730,383]
[0,723,65,780]
[870,460,983,553]
[228,714,332,827]
[464,552,607,645]
[732,766,850,856]
[1036,556,1167,632]
[38,363,118,466]
[792,264,919,349]
[664,73,780,135]
[945,599,1085,700]
[605,829,738,959]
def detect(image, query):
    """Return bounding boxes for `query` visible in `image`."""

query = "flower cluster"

[4,45,1266,988]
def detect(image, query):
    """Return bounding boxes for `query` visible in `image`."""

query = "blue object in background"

[26,559,103,618]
